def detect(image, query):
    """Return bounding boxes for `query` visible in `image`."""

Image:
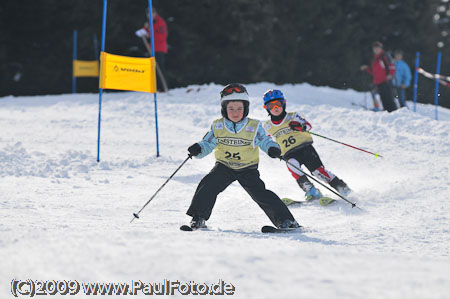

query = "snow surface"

[1,83,449,298]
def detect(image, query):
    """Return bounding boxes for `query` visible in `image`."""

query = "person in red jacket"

[136,7,168,90]
[360,41,397,112]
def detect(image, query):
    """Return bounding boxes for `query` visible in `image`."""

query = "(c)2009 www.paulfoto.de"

[11,278,236,296]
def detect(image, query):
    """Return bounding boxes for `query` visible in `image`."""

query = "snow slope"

[1,83,449,298]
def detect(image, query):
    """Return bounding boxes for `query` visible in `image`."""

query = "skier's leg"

[399,88,406,107]
[378,82,397,112]
[286,157,320,200]
[186,163,234,221]
[237,168,297,228]
[329,177,352,196]
[371,87,381,111]
[303,145,352,196]
[311,166,336,184]
[301,145,330,183]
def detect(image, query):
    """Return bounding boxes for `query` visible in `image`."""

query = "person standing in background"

[136,7,168,91]
[360,41,398,112]
[392,50,412,108]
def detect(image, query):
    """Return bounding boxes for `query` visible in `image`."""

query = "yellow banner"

[73,60,99,77]
[99,52,156,93]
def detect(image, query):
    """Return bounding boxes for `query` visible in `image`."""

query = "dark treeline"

[1,0,449,108]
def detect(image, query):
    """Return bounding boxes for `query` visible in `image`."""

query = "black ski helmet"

[220,83,250,120]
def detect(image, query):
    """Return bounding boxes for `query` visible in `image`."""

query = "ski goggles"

[265,100,283,110]
[220,85,247,97]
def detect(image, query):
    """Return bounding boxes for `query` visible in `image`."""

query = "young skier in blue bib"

[262,89,351,203]
[186,84,299,229]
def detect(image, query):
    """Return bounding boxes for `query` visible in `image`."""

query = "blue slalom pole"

[434,52,442,121]
[72,29,77,94]
[412,52,420,112]
[148,0,160,157]
[97,0,108,162]
[153,93,160,158]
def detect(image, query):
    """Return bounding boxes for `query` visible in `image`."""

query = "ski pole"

[283,159,361,210]
[308,131,383,158]
[140,36,169,93]
[130,155,192,223]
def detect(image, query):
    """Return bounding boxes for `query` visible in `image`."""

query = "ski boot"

[330,177,352,197]
[279,219,300,229]
[190,216,206,229]
[337,185,352,197]
[305,186,323,201]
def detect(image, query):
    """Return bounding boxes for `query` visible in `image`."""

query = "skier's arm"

[404,63,412,87]
[384,55,396,77]
[289,113,312,131]
[196,126,217,158]
[254,122,280,155]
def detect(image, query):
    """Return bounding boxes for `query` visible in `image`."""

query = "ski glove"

[289,121,308,132]
[135,28,148,38]
[268,147,282,159]
[188,143,202,157]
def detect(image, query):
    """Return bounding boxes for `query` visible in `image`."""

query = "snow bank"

[1,83,449,298]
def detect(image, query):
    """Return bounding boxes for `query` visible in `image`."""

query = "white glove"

[135,28,148,38]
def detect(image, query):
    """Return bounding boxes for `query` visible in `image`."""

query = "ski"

[281,197,336,207]
[351,102,381,112]
[179,224,208,231]
[261,225,303,234]
[351,102,369,110]
[180,225,194,231]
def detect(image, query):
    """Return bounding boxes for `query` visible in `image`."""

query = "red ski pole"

[309,132,383,158]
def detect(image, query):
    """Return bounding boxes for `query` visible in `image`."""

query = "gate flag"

[73,60,99,77]
[97,0,160,162]
[99,52,156,93]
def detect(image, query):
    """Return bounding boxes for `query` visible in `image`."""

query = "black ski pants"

[187,162,295,227]
[377,82,397,112]
[285,144,323,172]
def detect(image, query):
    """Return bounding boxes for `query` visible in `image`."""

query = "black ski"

[261,225,303,234]
[180,225,194,231]
[179,224,208,231]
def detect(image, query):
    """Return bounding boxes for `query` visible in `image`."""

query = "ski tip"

[281,198,295,206]
[180,225,209,231]
[261,225,303,233]
[180,225,194,231]
[319,197,336,206]
[261,225,277,233]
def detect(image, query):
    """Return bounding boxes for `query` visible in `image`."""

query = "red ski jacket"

[145,15,168,53]
[365,50,395,85]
